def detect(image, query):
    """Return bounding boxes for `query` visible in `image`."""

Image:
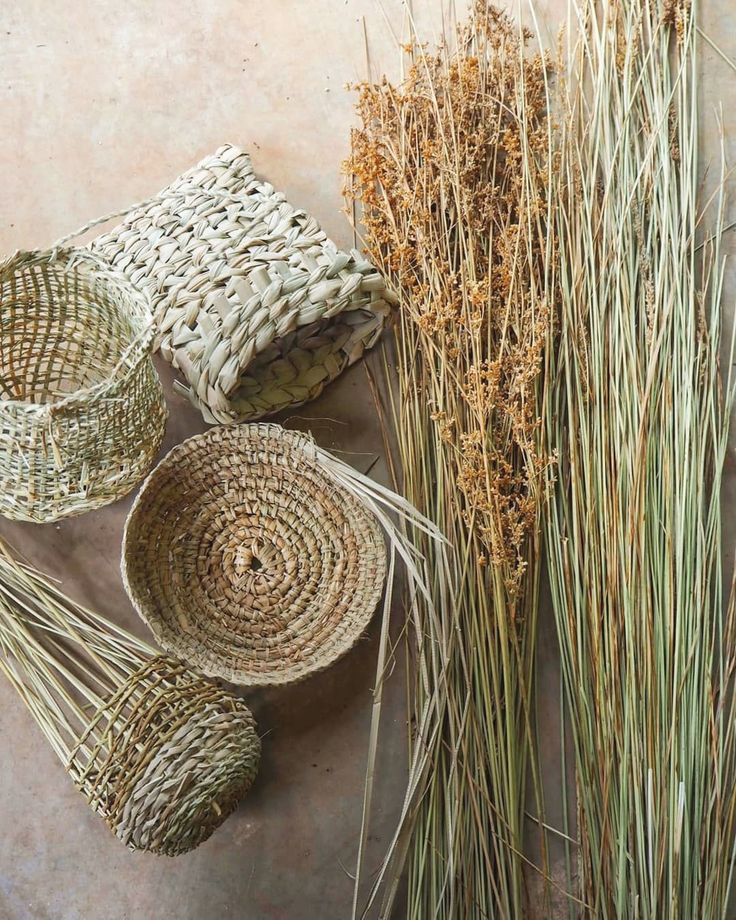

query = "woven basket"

[122,423,387,686]
[0,541,260,856]
[72,656,261,855]
[90,143,392,424]
[0,248,167,523]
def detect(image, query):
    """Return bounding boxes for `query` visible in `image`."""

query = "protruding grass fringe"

[545,0,736,915]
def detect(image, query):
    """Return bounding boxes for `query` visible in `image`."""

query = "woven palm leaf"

[90,144,392,423]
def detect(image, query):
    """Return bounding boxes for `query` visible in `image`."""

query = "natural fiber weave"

[0,543,261,857]
[71,656,261,856]
[90,143,392,424]
[122,423,387,686]
[0,247,166,522]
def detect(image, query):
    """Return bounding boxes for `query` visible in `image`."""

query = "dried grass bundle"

[0,542,261,856]
[346,3,556,915]
[546,0,736,914]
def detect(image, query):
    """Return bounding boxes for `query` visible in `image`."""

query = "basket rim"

[121,423,388,687]
[0,246,156,413]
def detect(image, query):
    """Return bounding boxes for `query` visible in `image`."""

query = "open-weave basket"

[90,143,392,424]
[0,247,166,522]
[122,424,387,686]
[71,655,261,855]
[0,544,261,856]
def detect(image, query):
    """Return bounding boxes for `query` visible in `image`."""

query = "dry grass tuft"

[346,2,557,915]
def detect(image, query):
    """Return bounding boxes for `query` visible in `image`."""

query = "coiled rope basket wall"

[91,144,393,424]
[122,423,387,686]
[0,248,166,522]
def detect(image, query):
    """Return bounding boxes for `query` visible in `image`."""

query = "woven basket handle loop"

[50,195,166,250]
[50,181,258,250]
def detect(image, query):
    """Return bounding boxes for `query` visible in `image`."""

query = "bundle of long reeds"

[546,0,736,914]
[347,3,556,914]
[0,542,261,856]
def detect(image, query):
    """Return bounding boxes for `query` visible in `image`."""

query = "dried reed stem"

[546,0,736,914]
[346,2,556,914]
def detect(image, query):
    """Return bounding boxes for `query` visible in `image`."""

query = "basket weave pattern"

[71,656,261,856]
[91,144,392,424]
[0,248,166,522]
[122,424,387,686]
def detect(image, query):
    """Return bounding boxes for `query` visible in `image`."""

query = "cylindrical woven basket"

[91,143,393,424]
[0,542,260,857]
[72,655,261,855]
[122,423,387,686]
[0,247,167,522]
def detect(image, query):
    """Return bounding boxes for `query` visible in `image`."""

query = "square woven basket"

[91,144,392,424]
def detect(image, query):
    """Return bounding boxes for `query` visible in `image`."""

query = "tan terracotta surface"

[0,1,734,918]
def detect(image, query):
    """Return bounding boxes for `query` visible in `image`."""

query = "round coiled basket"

[0,247,167,522]
[122,423,387,686]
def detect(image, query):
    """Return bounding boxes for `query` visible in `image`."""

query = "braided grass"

[92,143,392,424]
[0,542,260,856]
[122,423,387,686]
[0,247,166,522]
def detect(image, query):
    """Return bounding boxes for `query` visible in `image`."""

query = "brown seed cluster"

[346,1,555,594]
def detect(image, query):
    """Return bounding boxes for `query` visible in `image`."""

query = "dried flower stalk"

[346,3,556,915]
